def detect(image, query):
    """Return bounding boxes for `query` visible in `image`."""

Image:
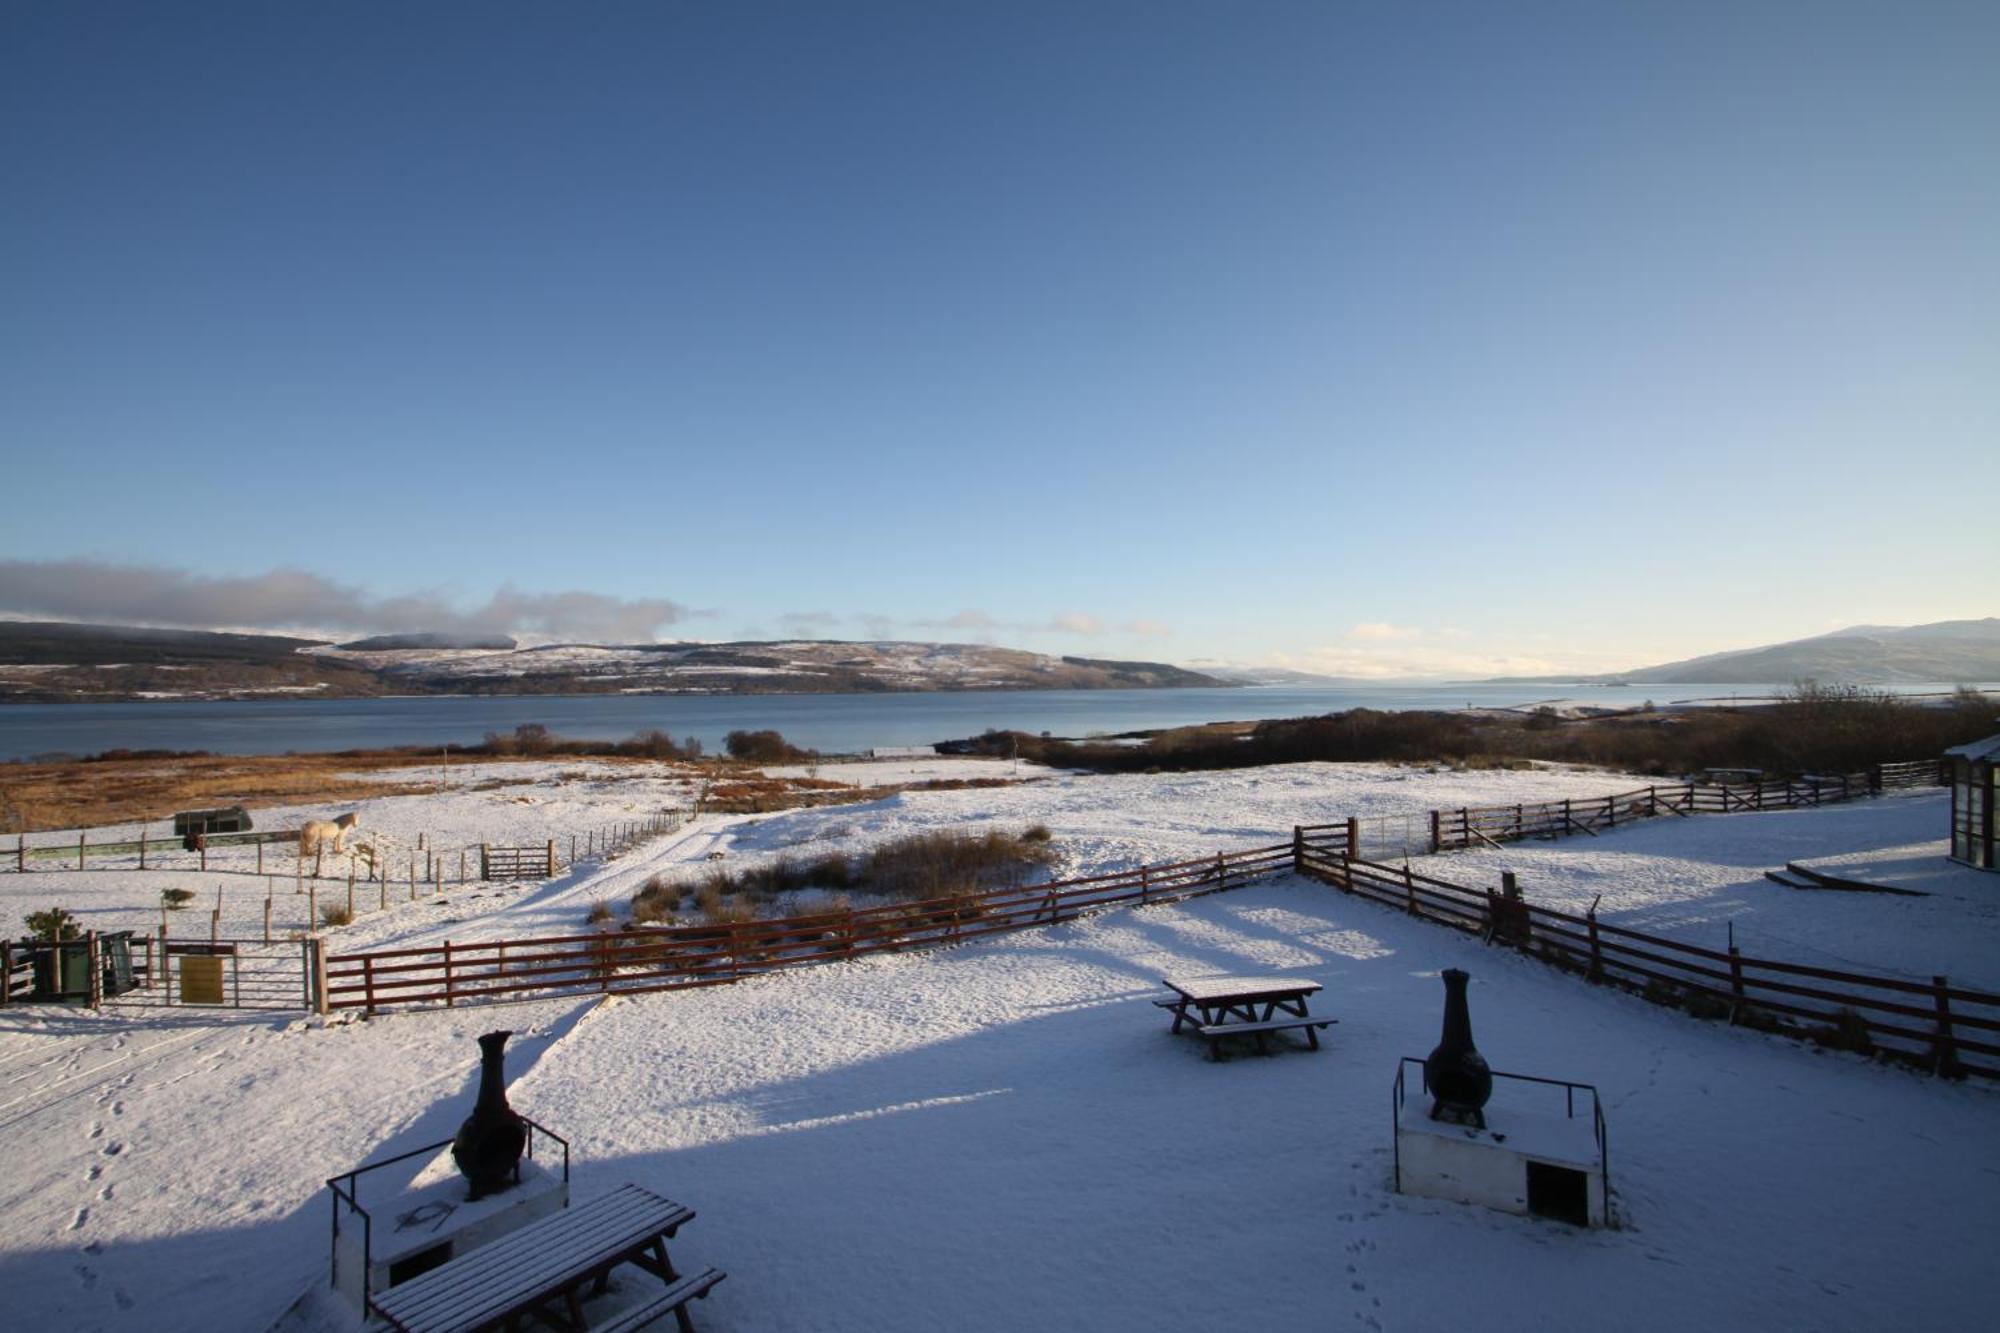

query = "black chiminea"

[452,1031,528,1200]
[1424,969,1493,1128]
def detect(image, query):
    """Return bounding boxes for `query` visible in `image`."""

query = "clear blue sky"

[3,1,1994,676]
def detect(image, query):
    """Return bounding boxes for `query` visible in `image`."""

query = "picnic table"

[1157,974,1336,1060]
[370,1183,724,1333]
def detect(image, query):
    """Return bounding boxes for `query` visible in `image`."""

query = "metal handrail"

[326,1117,569,1304]
[1391,1057,1610,1212]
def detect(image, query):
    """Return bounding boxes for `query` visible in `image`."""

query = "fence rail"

[321,843,1296,1014]
[6,810,686,888]
[1295,845,1998,1079]
[1300,763,1942,863]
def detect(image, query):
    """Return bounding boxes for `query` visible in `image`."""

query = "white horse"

[299,812,359,857]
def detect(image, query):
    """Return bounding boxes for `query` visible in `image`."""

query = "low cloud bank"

[0,559,687,642]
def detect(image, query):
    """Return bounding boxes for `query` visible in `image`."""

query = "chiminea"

[452,1031,528,1200]
[1424,969,1493,1128]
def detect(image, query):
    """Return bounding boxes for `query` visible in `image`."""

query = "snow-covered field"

[2,759,1995,1332]
[1437,790,2000,990]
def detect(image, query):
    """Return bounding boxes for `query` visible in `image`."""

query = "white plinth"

[1396,1104,1607,1227]
[334,1151,568,1310]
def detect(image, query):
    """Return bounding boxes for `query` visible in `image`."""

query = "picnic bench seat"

[593,1268,727,1333]
[371,1183,715,1333]
[1192,1015,1337,1061]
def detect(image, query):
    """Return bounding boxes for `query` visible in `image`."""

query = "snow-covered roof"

[1945,734,2000,763]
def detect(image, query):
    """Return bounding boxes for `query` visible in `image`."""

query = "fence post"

[363,956,377,1016]
[570,834,577,866]
[1562,799,1573,836]
[1140,864,1151,904]
[199,835,207,873]
[1647,785,1658,817]
[547,840,557,878]
[1215,853,1227,891]
[1429,810,1441,854]
[348,878,356,920]
[409,855,417,901]
[480,844,490,881]
[80,831,87,870]
[139,831,147,871]
[1291,826,1304,872]
[256,839,263,874]
[1586,909,1603,983]
[16,834,23,872]
[1933,976,1959,1077]
[1728,946,1745,1020]
[306,936,326,1013]
[0,939,9,1005]
[309,877,317,929]
[87,931,102,1008]
[263,898,272,945]
[444,940,456,1007]
[1345,817,1360,860]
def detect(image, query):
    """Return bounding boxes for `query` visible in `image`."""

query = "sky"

[2,1,1995,678]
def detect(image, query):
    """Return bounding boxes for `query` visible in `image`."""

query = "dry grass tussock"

[629,826,1057,925]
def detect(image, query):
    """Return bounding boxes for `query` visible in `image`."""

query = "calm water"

[0,682,1980,762]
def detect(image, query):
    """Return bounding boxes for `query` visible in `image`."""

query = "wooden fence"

[320,843,1296,1014]
[1293,842,2000,1079]
[6,810,685,884]
[480,843,557,881]
[1299,763,1943,862]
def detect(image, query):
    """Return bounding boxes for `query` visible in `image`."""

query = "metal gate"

[112,938,315,1011]
[480,843,555,881]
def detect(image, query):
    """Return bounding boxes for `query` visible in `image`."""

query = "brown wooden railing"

[322,842,1296,1014]
[1298,763,1941,862]
[1294,844,1999,1079]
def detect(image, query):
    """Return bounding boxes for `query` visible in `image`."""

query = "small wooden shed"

[1946,735,1998,872]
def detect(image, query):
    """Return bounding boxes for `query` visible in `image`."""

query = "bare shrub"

[586,898,614,925]
[319,904,354,928]
[678,828,1057,907]
[724,730,809,763]
[631,874,687,924]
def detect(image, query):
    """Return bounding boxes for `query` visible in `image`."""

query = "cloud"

[1049,612,1102,635]
[777,610,842,638]
[1127,618,1172,638]
[0,558,688,642]
[1347,622,1423,641]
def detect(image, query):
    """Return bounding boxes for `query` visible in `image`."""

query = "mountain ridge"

[1486,618,2000,686]
[0,622,1230,702]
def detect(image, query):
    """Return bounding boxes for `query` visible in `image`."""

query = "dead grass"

[0,749,676,834]
[630,826,1059,925]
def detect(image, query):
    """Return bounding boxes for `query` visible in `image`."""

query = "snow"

[2,761,1996,1332]
[1433,790,2000,989]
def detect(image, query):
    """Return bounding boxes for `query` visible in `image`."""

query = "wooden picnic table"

[370,1182,723,1333]
[1158,974,1335,1060]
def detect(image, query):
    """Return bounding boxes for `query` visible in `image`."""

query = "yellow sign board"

[179,955,225,1005]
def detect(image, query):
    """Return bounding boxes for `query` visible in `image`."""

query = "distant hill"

[0,622,1231,703]
[1194,665,1377,686]
[337,632,518,651]
[1492,618,2000,686]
